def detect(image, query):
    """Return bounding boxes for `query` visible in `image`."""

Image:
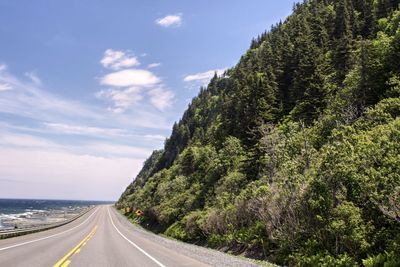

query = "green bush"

[165,221,188,241]
[363,251,400,267]
[291,252,357,267]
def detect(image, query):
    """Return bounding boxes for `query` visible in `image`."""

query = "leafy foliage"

[117,0,400,265]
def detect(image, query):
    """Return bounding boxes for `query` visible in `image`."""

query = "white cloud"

[101,49,140,70]
[0,64,7,72]
[39,122,167,142]
[147,63,161,69]
[114,109,172,130]
[148,88,174,111]
[184,68,226,84]
[156,14,182,27]
[98,55,174,111]
[96,87,143,113]
[100,69,160,87]
[25,72,42,86]
[0,64,171,130]
[87,143,152,158]
[144,134,165,141]
[0,65,12,91]
[0,67,101,120]
[0,131,152,159]
[0,132,62,149]
[44,122,128,137]
[0,83,12,91]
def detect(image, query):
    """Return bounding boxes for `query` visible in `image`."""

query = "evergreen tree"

[334,0,354,84]
[117,1,400,265]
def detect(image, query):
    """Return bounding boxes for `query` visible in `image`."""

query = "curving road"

[0,205,261,267]
[0,205,212,267]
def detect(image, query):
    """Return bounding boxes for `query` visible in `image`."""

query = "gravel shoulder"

[111,206,277,267]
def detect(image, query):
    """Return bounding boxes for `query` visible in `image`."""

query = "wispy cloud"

[147,63,161,69]
[96,87,143,113]
[0,64,7,71]
[0,82,12,91]
[0,66,101,120]
[0,131,62,149]
[100,49,140,70]
[0,62,172,131]
[148,88,174,111]
[44,122,128,137]
[41,122,166,141]
[155,14,182,27]
[144,134,165,141]
[87,143,152,158]
[0,130,153,159]
[25,72,42,86]
[184,68,226,85]
[0,121,168,150]
[0,64,12,91]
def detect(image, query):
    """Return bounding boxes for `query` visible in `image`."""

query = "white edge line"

[107,206,166,267]
[0,207,99,251]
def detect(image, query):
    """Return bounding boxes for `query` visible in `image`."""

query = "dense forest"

[117,0,400,265]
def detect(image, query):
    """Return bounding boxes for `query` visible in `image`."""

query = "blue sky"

[0,0,295,201]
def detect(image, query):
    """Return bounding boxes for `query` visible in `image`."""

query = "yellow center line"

[53,225,97,267]
[60,260,71,267]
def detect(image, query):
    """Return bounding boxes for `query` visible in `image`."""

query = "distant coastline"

[0,198,112,230]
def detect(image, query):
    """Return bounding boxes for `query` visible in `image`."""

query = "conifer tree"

[334,0,354,84]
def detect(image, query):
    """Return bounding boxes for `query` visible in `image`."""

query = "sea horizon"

[0,197,116,203]
[0,198,114,229]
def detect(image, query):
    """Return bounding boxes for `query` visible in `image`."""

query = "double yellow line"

[53,225,97,267]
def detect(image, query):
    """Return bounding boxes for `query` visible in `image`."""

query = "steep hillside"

[117,0,400,265]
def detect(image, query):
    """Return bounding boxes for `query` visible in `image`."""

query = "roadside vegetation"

[117,0,400,265]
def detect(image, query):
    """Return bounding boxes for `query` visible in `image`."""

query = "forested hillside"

[117,0,400,265]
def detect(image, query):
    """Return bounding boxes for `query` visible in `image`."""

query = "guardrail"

[0,206,95,239]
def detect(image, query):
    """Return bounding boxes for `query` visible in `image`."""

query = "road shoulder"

[111,206,274,267]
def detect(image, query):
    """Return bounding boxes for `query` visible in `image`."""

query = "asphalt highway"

[0,205,211,267]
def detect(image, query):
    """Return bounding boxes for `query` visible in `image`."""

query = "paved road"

[0,205,212,267]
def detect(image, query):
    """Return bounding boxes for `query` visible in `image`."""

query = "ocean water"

[0,199,112,229]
